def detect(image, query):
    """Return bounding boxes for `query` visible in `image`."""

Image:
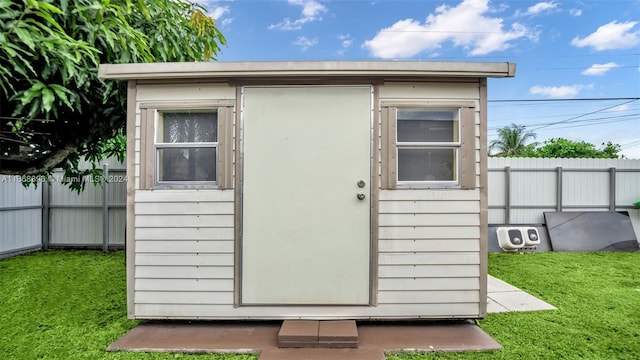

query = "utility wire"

[544,116,639,131]
[488,112,640,131]
[621,140,640,149]
[489,97,640,102]
[489,107,639,123]
[528,99,639,132]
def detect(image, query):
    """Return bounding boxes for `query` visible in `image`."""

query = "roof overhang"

[98,61,516,81]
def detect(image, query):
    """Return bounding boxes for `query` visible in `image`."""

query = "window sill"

[396,182,460,189]
[151,184,219,190]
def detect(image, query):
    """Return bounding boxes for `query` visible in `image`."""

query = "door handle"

[357,192,366,200]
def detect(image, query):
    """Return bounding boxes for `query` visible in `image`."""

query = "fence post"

[556,166,563,212]
[504,166,511,224]
[609,167,616,211]
[41,180,50,250]
[102,163,109,253]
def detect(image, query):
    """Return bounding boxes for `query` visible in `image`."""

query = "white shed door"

[241,86,371,305]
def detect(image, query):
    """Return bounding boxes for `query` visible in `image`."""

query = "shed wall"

[131,81,484,319]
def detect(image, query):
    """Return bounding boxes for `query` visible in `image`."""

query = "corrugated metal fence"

[1,158,126,259]
[488,158,640,237]
[1,158,639,258]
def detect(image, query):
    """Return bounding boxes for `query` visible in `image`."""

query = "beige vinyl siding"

[378,81,480,100]
[136,83,236,102]
[375,79,481,188]
[134,303,480,320]
[376,80,483,318]
[129,79,485,320]
[132,84,235,191]
[377,189,482,317]
[133,188,483,319]
[134,190,234,311]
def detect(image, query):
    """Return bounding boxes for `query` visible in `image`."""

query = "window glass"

[157,111,217,143]
[398,148,457,182]
[158,148,216,182]
[396,108,460,185]
[155,110,218,184]
[397,109,458,142]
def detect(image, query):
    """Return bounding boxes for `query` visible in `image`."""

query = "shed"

[98,61,516,320]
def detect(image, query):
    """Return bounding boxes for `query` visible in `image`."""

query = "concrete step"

[277,320,358,348]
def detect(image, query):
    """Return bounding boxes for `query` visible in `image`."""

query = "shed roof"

[98,61,516,81]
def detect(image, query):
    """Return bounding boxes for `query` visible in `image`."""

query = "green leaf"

[13,27,36,50]
[49,84,73,109]
[35,1,65,15]
[32,9,65,33]
[2,44,18,56]
[41,87,55,112]
[19,82,45,105]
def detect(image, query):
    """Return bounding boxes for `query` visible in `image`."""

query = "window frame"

[395,107,461,187]
[155,109,219,186]
[381,101,476,190]
[139,100,234,190]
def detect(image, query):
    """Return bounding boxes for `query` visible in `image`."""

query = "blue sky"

[198,0,639,158]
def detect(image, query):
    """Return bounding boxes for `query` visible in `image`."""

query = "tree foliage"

[489,123,538,157]
[490,124,622,159]
[0,0,225,190]
[529,138,622,159]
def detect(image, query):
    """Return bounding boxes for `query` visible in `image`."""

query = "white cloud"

[529,84,594,98]
[516,1,558,16]
[293,36,319,51]
[337,34,354,55]
[192,2,233,28]
[210,5,233,28]
[338,34,353,48]
[609,103,631,112]
[571,21,640,50]
[362,0,531,58]
[528,1,558,14]
[581,62,620,76]
[569,8,582,17]
[220,17,234,28]
[269,0,327,31]
[209,5,230,20]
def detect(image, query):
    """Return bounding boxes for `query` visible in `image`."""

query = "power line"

[535,65,639,71]
[621,140,640,149]
[490,107,639,123]
[544,116,639,131]
[488,113,640,131]
[528,99,639,132]
[438,52,639,61]
[489,97,640,103]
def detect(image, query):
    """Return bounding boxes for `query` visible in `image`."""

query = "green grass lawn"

[1,250,638,359]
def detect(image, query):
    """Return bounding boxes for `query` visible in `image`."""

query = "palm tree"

[489,123,537,157]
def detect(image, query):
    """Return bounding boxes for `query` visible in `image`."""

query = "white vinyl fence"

[1,158,639,258]
[1,158,125,259]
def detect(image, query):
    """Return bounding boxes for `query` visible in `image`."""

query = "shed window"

[381,104,475,190]
[138,101,234,190]
[397,109,459,183]
[155,110,217,184]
